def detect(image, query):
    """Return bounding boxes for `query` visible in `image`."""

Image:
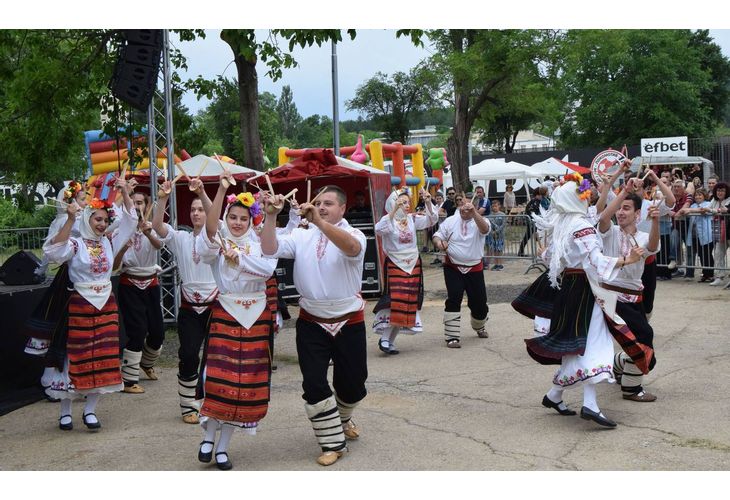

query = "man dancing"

[260,183,367,467]
[432,195,491,348]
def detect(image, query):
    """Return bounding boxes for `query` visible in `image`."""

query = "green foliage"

[0,198,55,229]
[346,66,440,143]
[276,85,302,141]
[556,29,728,148]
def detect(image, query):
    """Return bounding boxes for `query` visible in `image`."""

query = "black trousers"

[640,259,657,315]
[118,283,165,352]
[693,240,715,279]
[443,266,489,320]
[295,319,368,406]
[177,306,211,378]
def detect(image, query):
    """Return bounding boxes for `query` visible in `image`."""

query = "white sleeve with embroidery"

[196,229,221,265]
[413,212,437,230]
[263,232,296,259]
[374,215,396,236]
[573,228,619,283]
[111,204,141,258]
[236,246,277,279]
[43,237,76,264]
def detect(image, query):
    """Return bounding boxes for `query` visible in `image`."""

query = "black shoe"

[215,452,233,470]
[198,440,214,463]
[82,412,101,430]
[388,346,400,355]
[541,395,576,416]
[580,406,617,428]
[378,339,390,354]
[58,415,73,431]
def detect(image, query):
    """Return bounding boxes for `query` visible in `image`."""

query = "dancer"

[152,177,217,423]
[41,177,137,430]
[116,188,165,393]
[432,194,491,348]
[261,179,367,467]
[598,180,660,402]
[372,187,437,354]
[521,174,645,428]
[194,172,276,471]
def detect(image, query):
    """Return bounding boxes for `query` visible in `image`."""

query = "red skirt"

[384,257,423,328]
[200,303,273,424]
[66,292,123,391]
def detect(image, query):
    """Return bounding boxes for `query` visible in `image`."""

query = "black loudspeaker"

[109,29,163,111]
[0,251,43,285]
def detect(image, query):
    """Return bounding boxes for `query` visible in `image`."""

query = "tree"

[414,29,551,192]
[556,30,725,148]
[689,30,730,127]
[346,66,440,143]
[276,85,302,141]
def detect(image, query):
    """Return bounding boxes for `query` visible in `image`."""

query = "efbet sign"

[640,136,688,157]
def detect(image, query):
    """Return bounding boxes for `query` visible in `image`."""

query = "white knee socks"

[546,386,570,411]
[83,394,100,424]
[583,384,599,412]
[201,425,217,454]
[387,326,399,348]
[216,424,235,461]
[59,399,72,424]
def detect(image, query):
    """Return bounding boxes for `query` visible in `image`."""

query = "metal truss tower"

[146,30,179,323]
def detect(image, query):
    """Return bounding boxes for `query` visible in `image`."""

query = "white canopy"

[178,154,259,179]
[529,157,573,178]
[442,159,546,190]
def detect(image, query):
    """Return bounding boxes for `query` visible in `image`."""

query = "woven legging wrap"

[141,340,162,370]
[335,394,358,424]
[178,374,199,417]
[122,349,142,385]
[470,315,487,331]
[305,395,346,452]
[444,311,461,342]
[613,351,645,396]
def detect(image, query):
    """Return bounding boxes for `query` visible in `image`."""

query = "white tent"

[443,158,544,191]
[529,157,572,178]
[178,154,259,180]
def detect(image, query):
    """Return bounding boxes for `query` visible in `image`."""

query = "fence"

[655,212,730,280]
[416,214,543,272]
[0,227,48,267]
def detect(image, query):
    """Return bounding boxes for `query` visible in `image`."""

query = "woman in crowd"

[709,182,730,287]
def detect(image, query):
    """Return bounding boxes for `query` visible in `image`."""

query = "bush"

[0,198,56,229]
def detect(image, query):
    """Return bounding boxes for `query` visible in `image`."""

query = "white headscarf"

[531,181,589,288]
[221,203,254,246]
[385,188,410,216]
[80,206,104,241]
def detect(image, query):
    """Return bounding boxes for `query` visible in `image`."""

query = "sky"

[171,28,730,122]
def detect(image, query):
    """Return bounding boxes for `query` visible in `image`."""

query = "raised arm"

[152,180,171,238]
[595,167,625,215]
[260,193,285,256]
[301,200,362,257]
[206,172,231,241]
[51,202,81,245]
[599,178,634,233]
[646,204,660,253]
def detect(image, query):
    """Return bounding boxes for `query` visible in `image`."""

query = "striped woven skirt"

[372,257,424,331]
[65,292,123,393]
[199,303,273,425]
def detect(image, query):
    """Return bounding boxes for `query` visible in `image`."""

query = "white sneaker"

[710,278,724,286]
[668,260,677,270]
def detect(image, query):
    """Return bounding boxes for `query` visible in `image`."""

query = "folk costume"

[264,211,368,466]
[600,221,659,402]
[432,210,491,347]
[195,194,276,470]
[159,222,218,422]
[637,198,672,317]
[517,175,652,427]
[117,214,165,392]
[372,189,438,354]
[42,199,137,430]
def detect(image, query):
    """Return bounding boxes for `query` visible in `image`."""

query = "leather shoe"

[58,415,73,431]
[378,339,390,354]
[623,391,657,402]
[388,346,400,355]
[182,413,200,424]
[141,366,158,380]
[446,339,461,349]
[316,450,343,466]
[122,383,145,394]
[198,440,214,463]
[580,406,617,428]
[541,395,576,416]
[342,420,360,440]
[215,452,233,470]
[82,412,101,430]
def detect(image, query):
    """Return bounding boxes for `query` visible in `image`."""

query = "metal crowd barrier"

[656,212,730,276]
[0,227,47,267]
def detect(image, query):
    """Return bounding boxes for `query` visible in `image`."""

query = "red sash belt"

[180,297,216,310]
[299,308,365,326]
[120,273,159,288]
[646,254,656,265]
[443,256,484,273]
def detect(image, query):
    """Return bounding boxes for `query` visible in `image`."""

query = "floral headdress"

[63,180,85,203]
[226,192,261,219]
[88,197,117,224]
[561,173,592,201]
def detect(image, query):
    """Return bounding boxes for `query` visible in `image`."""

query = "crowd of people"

[16,158,729,469]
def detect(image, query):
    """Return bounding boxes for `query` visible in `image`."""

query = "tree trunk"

[447,91,472,194]
[234,58,264,171]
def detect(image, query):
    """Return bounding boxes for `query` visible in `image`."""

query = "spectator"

[669,179,694,276]
[686,188,714,282]
[707,174,720,199]
[538,186,550,211]
[518,188,543,256]
[440,187,458,218]
[474,186,490,216]
[503,184,516,212]
[347,190,370,213]
[656,175,675,281]
[709,182,730,287]
[486,199,506,270]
